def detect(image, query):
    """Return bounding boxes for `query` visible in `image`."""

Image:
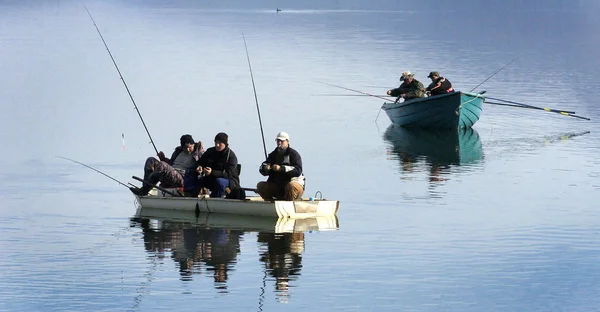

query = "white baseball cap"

[276,132,290,141]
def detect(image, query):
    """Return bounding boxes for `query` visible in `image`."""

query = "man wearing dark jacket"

[387,70,425,101]
[131,134,203,196]
[193,132,240,198]
[425,71,454,96]
[256,132,305,201]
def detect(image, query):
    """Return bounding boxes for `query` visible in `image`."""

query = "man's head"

[400,70,414,82]
[214,132,228,152]
[427,71,440,80]
[180,134,195,153]
[276,131,290,149]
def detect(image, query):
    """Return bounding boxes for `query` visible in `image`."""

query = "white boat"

[133,190,340,219]
[134,206,340,233]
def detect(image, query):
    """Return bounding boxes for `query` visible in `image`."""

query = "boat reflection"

[383,124,484,184]
[130,207,339,296]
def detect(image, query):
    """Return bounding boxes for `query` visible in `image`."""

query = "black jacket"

[259,147,303,186]
[196,146,240,189]
[426,77,453,96]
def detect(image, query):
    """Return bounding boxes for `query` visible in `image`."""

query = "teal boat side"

[458,92,484,128]
[381,91,485,129]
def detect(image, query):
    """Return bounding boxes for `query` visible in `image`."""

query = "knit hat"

[214,132,228,145]
[180,134,195,146]
[427,71,440,78]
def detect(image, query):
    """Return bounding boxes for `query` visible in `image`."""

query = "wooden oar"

[132,176,182,197]
[486,101,590,120]
[315,81,393,102]
[486,96,576,114]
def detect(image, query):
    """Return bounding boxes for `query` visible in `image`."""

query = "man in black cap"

[131,134,204,196]
[192,132,240,198]
[425,71,453,96]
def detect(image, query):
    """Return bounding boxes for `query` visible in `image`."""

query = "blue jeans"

[197,176,229,198]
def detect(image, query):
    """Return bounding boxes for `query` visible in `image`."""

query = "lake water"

[1,1,599,311]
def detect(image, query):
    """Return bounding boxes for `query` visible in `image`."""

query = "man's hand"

[196,166,203,174]
[157,151,166,161]
[204,167,212,176]
[272,164,281,172]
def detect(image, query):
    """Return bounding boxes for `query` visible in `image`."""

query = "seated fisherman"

[192,132,240,198]
[425,71,454,96]
[130,134,203,196]
[387,71,425,101]
[256,132,305,201]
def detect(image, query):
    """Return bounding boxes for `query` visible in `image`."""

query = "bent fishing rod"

[242,33,268,160]
[56,156,132,188]
[470,56,518,92]
[84,6,159,155]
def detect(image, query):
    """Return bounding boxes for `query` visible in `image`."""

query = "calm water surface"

[1,1,599,311]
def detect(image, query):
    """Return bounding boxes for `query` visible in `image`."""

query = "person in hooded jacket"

[192,132,240,198]
[256,132,305,201]
[131,134,203,196]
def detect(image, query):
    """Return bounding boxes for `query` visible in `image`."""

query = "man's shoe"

[129,187,149,196]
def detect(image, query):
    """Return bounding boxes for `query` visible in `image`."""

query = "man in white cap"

[387,70,424,101]
[257,131,305,201]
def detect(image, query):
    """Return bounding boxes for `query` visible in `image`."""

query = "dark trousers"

[197,176,230,198]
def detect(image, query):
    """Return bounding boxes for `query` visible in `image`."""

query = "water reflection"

[257,232,305,304]
[134,213,242,288]
[383,125,484,183]
[131,208,338,296]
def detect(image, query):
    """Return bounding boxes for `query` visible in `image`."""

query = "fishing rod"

[84,6,159,155]
[470,56,518,92]
[311,93,394,97]
[486,101,590,120]
[242,34,268,160]
[56,156,132,188]
[315,81,393,102]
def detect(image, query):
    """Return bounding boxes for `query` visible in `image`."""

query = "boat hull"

[135,194,340,219]
[134,206,340,233]
[381,91,484,129]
